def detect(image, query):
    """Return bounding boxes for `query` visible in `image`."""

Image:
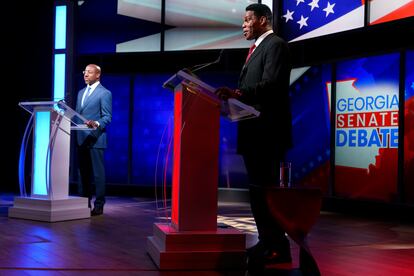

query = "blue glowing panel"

[33,111,50,196]
[54,54,66,101]
[55,5,67,50]
[404,50,414,203]
[286,65,331,193]
[335,53,400,202]
[132,74,174,186]
[102,75,130,184]
[280,0,364,42]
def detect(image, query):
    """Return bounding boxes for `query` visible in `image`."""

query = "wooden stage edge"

[1,194,414,275]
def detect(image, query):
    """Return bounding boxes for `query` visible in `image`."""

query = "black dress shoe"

[91,207,103,216]
[247,241,264,256]
[263,249,292,264]
[247,253,265,275]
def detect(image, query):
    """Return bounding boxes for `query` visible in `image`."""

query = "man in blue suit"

[76,64,112,216]
[216,3,293,270]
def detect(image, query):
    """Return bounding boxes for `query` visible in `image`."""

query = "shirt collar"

[255,29,273,48]
[88,81,100,91]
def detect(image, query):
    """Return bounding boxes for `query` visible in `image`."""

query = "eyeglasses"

[82,70,96,75]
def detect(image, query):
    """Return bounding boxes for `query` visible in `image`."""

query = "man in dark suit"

[76,64,112,216]
[216,3,293,268]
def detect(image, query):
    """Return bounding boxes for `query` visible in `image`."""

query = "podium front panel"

[31,109,71,199]
[172,84,221,231]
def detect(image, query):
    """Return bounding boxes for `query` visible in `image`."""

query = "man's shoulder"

[265,33,287,44]
[97,83,112,94]
[262,34,289,53]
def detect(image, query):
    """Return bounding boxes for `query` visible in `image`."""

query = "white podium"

[8,100,91,222]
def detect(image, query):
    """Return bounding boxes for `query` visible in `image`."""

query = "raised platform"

[147,223,246,270]
[8,196,90,222]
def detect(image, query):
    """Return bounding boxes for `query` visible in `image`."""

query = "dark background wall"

[1,1,54,193]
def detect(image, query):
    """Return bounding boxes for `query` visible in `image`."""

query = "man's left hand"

[215,87,242,100]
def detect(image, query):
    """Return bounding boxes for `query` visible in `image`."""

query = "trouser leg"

[90,148,106,208]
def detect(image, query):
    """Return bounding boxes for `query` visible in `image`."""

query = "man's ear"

[260,16,267,26]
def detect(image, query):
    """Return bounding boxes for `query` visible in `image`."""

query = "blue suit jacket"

[75,83,112,148]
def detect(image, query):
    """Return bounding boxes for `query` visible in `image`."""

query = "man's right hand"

[85,120,98,129]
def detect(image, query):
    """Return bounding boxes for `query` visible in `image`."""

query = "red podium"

[147,70,258,270]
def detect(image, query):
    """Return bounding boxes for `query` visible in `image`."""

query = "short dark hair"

[246,3,273,23]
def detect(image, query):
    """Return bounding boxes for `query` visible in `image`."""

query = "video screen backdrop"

[280,0,414,42]
[369,0,414,25]
[333,53,400,202]
[404,50,414,203]
[76,0,257,54]
[103,75,131,184]
[131,74,174,186]
[287,65,331,194]
[72,71,243,187]
[164,0,256,51]
[198,71,249,189]
[280,0,364,42]
[73,51,414,204]
[76,0,162,53]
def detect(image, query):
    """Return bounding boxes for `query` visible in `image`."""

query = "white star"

[297,15,309,29]
[296,0,305,6]
[282,10,294,22]
[308,0,320,11]
[323,2,335,17]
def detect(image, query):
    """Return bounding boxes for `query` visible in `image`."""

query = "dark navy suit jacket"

[237,33,292,155]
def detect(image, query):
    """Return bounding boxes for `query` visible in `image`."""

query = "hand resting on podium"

[215,87,242,100]
[85,120,99,129]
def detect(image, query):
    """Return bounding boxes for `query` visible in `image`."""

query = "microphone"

[163,49,224,91]
[188,49,224,73]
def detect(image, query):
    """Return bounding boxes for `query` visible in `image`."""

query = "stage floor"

[1,194,414,275]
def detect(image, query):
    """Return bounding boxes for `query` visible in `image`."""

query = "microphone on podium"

[163,49,224,91]
[188,49,224,73]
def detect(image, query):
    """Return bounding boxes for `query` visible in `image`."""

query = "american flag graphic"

[280,0,364,42]
[280,0,414,42]
[370,0,414,25]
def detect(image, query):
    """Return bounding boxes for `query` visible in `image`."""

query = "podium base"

[147,223,246,270]
[8,196,90,222]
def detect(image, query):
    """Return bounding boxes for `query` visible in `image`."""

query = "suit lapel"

[80,84,100,111]
[239,34,274,83]
[78,88,88,112]
[245,34,273,66]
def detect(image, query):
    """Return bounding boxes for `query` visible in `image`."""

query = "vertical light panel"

[54,5,67,49]
[53,5,67,101]
[33,111,51,196]
[54,53,66,101]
